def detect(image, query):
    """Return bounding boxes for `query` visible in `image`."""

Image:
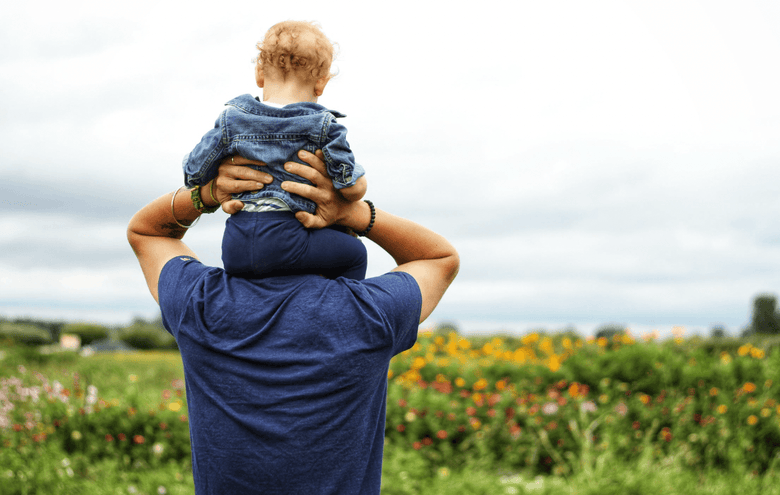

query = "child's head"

[255,21,336,94]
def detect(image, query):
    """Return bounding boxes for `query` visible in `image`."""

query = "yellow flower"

[473,378,488,391]
[455,377,466,388]
[411,356,427,370]
[168,402,182,412]
[709,388,718,397]
[521,333,540,345]
[717,405,728,414]
[761,408,772,418]
[747,415,758,426]
[539,338,554,356]
[738,345,751,357]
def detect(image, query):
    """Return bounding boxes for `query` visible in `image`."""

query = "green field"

[2,330,780,494]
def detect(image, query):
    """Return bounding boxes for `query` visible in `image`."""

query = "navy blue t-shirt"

[158,256,422,494]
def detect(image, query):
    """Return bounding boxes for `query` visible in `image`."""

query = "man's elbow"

[444,248,460,283]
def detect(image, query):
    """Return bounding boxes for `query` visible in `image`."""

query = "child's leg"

[221,211,367,280]
[297,227,368,280]
[222,211,298,276]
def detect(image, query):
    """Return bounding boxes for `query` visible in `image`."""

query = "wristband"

[191,185,219,213]
[354,200,375,237]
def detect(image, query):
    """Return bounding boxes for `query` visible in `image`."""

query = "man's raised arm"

[282,151,459,323]
[127,157,271,303]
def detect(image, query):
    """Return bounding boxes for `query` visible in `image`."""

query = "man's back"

[158,256,421,494]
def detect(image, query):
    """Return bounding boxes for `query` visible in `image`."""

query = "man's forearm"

[362,208,455,268]
[128,186,214,241]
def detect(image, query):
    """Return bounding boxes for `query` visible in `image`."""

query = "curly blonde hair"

[256,21,336,82]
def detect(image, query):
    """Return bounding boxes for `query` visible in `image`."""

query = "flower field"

[2,329,780,494]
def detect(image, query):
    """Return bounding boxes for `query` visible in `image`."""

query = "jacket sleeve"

[321,115,365,189]
[181,109,230,187]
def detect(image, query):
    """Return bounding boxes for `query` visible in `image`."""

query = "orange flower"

[747,415,758,426]
[717,405,728,414]
[743,382,757,393]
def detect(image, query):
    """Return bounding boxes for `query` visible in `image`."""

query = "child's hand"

[213,155,272,214]
[339,175,367,202]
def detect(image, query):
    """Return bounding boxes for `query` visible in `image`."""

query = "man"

[128,150,459,494]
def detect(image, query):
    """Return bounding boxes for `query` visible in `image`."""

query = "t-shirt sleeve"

[360,271,422,356]
[158,256,212,338]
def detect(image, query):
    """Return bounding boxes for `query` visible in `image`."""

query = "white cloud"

[1,0,779,335]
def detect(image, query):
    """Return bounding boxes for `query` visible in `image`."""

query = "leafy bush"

[119,323,176,350]
[61,323,110,346]
[0,322,53,346]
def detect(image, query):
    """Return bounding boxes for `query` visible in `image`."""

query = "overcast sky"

[1,0,779,337]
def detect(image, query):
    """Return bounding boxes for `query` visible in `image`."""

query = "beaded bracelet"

[355,200,376,237]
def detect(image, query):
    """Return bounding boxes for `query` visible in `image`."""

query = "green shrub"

[61,323,110,346]
[119,324,176,350]
[0,322,53,346]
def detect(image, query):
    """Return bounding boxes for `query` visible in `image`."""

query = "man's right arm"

[281,151,459,323]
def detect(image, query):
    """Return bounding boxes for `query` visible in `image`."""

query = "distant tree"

[749,294,780,335]
[594,324,626,341]
[434,321,460,336]
[0,322,53,346]
[62,323,110,346]
[710,326,727,339]
[120,321,176,350]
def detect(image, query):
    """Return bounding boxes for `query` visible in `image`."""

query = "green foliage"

[749,294,780,335]
[119,323,176,350]
[594,324,627,341]
[0,322,53,346]
[3,332,780,493]
[61,323,110,346]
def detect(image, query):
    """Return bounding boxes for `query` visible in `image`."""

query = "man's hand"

[281,150,368,230]
[212,156,273,214]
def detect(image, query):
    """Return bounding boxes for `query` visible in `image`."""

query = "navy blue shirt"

[159,257,421,494]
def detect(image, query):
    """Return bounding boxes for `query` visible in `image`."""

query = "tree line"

[2,293,779,350]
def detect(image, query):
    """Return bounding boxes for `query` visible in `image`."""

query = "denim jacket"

[183,94,364,214]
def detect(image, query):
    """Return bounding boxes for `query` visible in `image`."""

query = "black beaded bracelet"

[355,200,375,237]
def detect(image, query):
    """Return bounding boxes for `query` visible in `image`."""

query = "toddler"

[183,20,368,279]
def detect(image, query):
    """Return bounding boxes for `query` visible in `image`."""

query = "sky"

[1,0,779,337]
